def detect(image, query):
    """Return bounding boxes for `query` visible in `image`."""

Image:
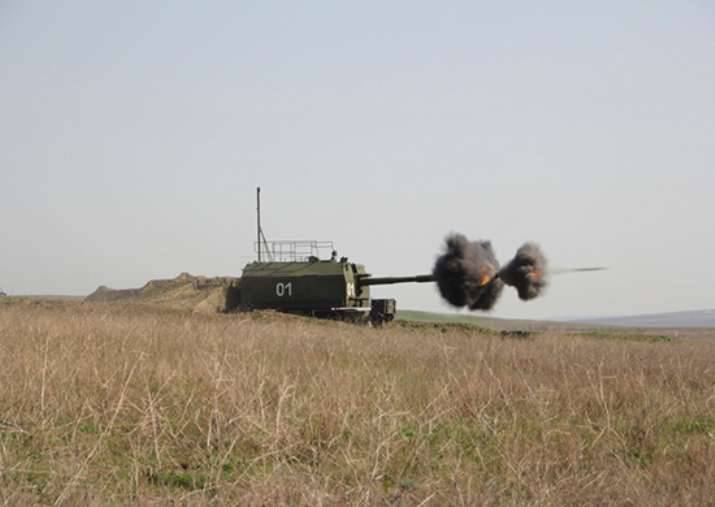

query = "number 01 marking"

[275,282,293,297]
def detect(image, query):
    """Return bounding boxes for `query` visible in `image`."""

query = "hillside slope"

[85,273,239,313]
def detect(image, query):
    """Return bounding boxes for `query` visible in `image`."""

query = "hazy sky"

[2,1,714,319]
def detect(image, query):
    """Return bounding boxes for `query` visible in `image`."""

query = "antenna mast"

[256,186,261,262]
[255,187,272,261]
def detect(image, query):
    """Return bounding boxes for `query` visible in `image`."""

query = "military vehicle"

[231,188,433,324]
[237,246,434,324]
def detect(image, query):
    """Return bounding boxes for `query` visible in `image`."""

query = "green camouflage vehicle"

[234,188,433,324]
[236,246,433,324]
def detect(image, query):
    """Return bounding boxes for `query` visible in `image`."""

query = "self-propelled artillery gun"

[230,188,433,324]
[236,246,434,324]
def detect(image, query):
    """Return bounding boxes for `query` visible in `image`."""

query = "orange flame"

[479,273,491,286]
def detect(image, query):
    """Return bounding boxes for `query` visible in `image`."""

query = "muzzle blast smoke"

[497,242,548,301]
[432,234,551,311]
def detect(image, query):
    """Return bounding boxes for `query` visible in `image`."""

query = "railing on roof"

[253,240,335,262]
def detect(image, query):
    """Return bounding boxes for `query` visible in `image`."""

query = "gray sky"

[2,1,714,319]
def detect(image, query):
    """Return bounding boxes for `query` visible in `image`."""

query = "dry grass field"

[1,299,714,506]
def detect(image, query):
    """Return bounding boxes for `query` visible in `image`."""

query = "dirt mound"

[85,273,239,313]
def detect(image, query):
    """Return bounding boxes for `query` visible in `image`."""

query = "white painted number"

[346,282,355,297]
[275,282,293,297]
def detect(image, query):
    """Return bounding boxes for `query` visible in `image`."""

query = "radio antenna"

[256,187,272,261]
[256,187,261,261]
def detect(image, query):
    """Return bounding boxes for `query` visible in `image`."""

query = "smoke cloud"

[499,242,548,300]
[432,235,549,311]
[432,234,504,311]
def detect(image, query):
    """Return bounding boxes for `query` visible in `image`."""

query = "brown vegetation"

[0,300,714,505]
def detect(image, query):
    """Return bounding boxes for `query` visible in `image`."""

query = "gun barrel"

[358,274,436,287]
